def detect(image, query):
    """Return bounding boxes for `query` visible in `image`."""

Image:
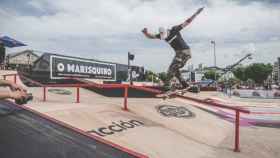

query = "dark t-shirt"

[156,25,190,51]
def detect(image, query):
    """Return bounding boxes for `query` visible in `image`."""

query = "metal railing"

[175,95,250,152]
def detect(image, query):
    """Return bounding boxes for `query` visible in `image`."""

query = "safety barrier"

[2,73,250,152]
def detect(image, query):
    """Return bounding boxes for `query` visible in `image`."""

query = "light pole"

[128,52,135,85]
[211,40,217,83]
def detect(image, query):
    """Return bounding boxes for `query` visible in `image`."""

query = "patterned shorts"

[168,49,191,74]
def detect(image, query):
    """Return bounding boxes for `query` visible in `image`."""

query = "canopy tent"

[0,36,27,48]
[0,36,27,65]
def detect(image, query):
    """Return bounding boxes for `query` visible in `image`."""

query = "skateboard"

[157,87,191,99]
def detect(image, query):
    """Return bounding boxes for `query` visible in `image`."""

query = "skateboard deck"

[157,87,190,99]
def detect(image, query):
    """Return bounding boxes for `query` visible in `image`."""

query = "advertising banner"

[50,55,116,80]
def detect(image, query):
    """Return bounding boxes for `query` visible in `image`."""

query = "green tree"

[233,63,273,85]
[245,63,273,84]
[204,70,220,80]
[233,66,247,81]
[144,70,159,82]
[158,72,168,83]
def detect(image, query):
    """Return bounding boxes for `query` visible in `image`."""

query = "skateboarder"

[142,7,204,91]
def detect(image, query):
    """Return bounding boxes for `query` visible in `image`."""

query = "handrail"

[19,74,45,87]
[175,95,250,152]
[130,85,162,94]
[176,95,250,114]
[1,73,18,77]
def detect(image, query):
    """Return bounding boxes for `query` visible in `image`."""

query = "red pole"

[234,110,240,152]
[43,87,46,101]
[76,87,80,103]
[123,85,128,111]
[14,74,17,84]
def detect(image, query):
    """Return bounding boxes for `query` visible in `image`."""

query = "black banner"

[50,55,116,80]
[130,66,145,80]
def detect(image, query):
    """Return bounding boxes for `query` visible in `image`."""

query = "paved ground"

[1,70,280,158]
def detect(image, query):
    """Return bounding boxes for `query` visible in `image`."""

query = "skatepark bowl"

[1,72,280,158]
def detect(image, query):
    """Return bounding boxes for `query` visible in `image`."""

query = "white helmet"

[159,27,167,40]
[159,27,166,33]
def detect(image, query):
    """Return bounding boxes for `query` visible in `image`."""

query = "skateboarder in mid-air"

[142,7,204,92]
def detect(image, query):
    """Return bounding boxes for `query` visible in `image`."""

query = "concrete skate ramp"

[26,98,234,158]
[0,100,145,158]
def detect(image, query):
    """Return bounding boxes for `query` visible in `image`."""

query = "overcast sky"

[1,0,280,72]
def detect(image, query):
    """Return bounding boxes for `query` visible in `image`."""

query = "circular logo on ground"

[48,89,72,95]
[156,105,195,118]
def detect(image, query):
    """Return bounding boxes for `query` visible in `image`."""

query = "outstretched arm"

[0,79,26,92]
[141,28,158,39]
[180,7,204,28]
[0,91,27,100]
[0,79,27,100]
